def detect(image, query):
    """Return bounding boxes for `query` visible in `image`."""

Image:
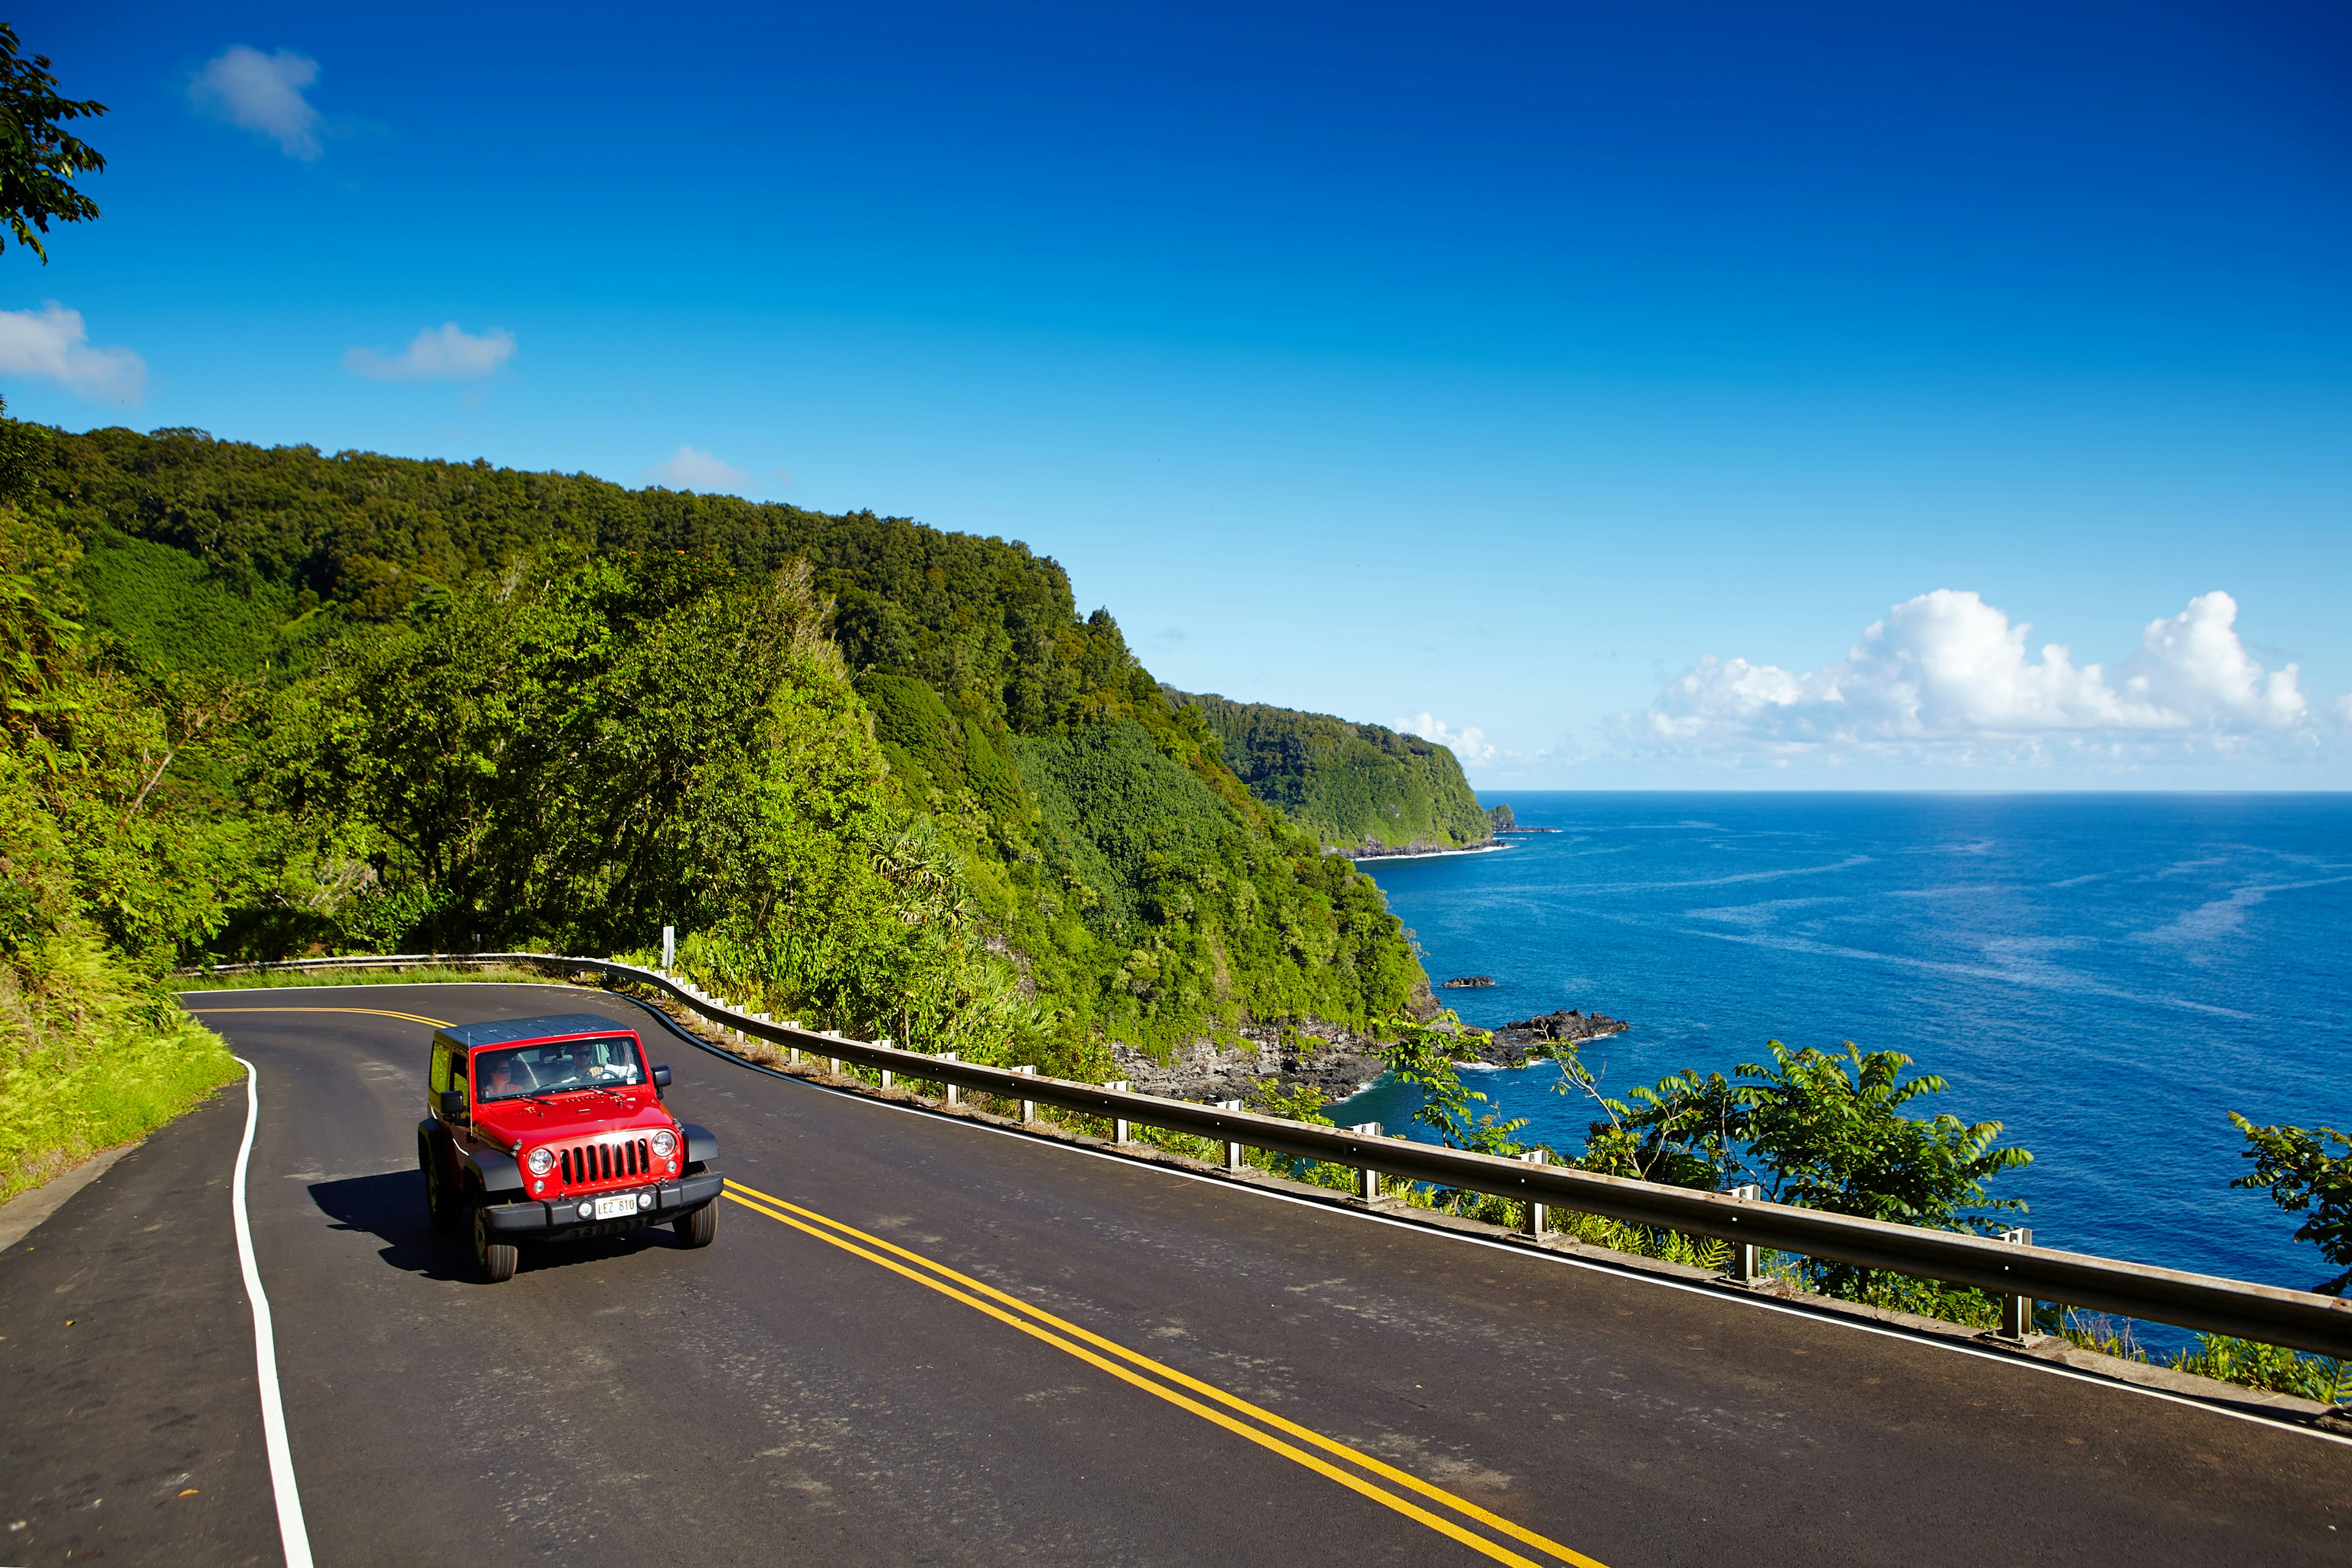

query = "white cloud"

[1398,712,1496,765]
[644,445,756,494]
[0,303,146,407]
[190,45,324,160]
[344,323,516,382]
[1642,589,2311,756]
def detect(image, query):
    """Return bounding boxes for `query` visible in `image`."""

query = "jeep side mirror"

[439,1089,467,1120]
[652,1065,671,1090]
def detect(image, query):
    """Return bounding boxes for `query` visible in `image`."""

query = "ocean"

[1341,793,2352,1310]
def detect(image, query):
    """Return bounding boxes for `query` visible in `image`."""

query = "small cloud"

[189,45,324,160]
[1397,712,1496,765]
[1158,628,1186,643]
[344,323,516,382]
[0,302,146,406]
[644,445,755,494]
[768,466,796,491]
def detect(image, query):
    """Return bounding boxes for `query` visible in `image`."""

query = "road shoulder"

[0,1085,279,1565]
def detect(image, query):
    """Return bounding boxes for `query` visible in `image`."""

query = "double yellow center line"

[189,1004,1604,1564]
[723,1178,1607,1568]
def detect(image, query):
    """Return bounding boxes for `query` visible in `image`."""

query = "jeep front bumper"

[482,1169,725,1237]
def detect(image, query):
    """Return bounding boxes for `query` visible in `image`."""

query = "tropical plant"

[2227,1114,2352,1296]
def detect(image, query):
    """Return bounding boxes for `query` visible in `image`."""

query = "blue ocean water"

[1343,793,2352,1305]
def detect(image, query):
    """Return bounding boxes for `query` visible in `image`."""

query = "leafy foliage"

[2228,1113,2352,1295]
[18,417,1428,1068]
[1172,690,1491,851]
[1,410,241,1195]
[0,24,107,263]
[1736,1041,2031,1234]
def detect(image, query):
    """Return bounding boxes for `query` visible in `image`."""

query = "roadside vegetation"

[1,432,243,1199]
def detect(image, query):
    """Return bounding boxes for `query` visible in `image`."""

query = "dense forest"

[2,418,1428,1142]
[1170,690,1493,853]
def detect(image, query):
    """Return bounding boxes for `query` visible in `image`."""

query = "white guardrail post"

[1016,1065,1037,1123]
[1726,1183,1764,1284]
[171,951,2352,1362]
[1216,1100,1246,1170]
[1997,1226,2035,1340]
[938,1052,960,1106]
[1106,1081,1132,1144]
[878,1039,894,1089]
[1350,1123,1384,1205]
[1519,1148,1550,1238]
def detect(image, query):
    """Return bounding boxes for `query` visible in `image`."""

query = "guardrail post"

[1106,1081,1132,1143]
[662,925,674,968]
[938,1052,960,1106]
[1017,1065,1038,1123]
[1519,1148,1550,1238]
[1996,1226,2035,1340]
[878,1039,894,1090]
[1351,1122,1385,1205]
[1216,1099,1245,1170]
[1723,1183,1764,1284]
[824,1031,842,1078]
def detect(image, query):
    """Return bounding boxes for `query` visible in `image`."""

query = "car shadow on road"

[309,1171,681,1281]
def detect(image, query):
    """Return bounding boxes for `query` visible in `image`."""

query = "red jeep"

[416,1012,723,1282]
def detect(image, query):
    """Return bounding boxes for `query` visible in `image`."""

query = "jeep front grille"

[557,1137,651,1188]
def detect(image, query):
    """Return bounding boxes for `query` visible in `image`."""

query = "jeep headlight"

[650,1129,676,1158]
[526,1147,556,1176]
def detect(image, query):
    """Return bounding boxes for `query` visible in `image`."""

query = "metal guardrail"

[187,949,2352,1360]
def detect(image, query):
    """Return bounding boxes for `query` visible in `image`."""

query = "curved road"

[5,981,2349,1565]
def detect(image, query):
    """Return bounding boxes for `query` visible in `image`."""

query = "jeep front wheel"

[471,1204,519,1283]
[673,1202,717,1249]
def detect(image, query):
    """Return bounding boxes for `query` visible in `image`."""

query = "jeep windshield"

[475,1036,646,1101]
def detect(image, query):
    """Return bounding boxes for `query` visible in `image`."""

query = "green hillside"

[11,420,1429,1080]
[1172,690,1492,853]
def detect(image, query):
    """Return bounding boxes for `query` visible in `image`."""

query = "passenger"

[484,1055,536,1098]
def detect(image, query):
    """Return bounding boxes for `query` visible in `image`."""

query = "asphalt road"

[5,981,2349,1566]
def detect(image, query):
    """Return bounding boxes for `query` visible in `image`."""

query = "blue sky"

[12,0,2351,786]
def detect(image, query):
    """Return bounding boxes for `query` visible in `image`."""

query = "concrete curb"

[0,1142,142,1256]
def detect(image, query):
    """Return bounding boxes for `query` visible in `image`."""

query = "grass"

[2052,1311,2348,1404]
[3,929,247,1203]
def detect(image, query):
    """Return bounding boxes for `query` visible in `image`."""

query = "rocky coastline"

[1339,837,1502,861]
[1109,1023,1388,1106]
[1107,1005,1630,1104]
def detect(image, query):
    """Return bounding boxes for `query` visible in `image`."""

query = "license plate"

[592,1194,638,1221]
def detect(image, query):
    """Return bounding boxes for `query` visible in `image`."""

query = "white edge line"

[230,1055,317,1568]
[197,980,2352,1451]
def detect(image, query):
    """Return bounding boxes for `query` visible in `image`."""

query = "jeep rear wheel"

[471,1203,519,1283]
[673,1202,717,1249]
[423,1140,458,1232]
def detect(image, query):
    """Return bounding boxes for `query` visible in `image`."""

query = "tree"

[0,24,107,263]
[1381,1013,1527,1156]
[2228,1114,2352,1296]
[1738,1041,2030,1234]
